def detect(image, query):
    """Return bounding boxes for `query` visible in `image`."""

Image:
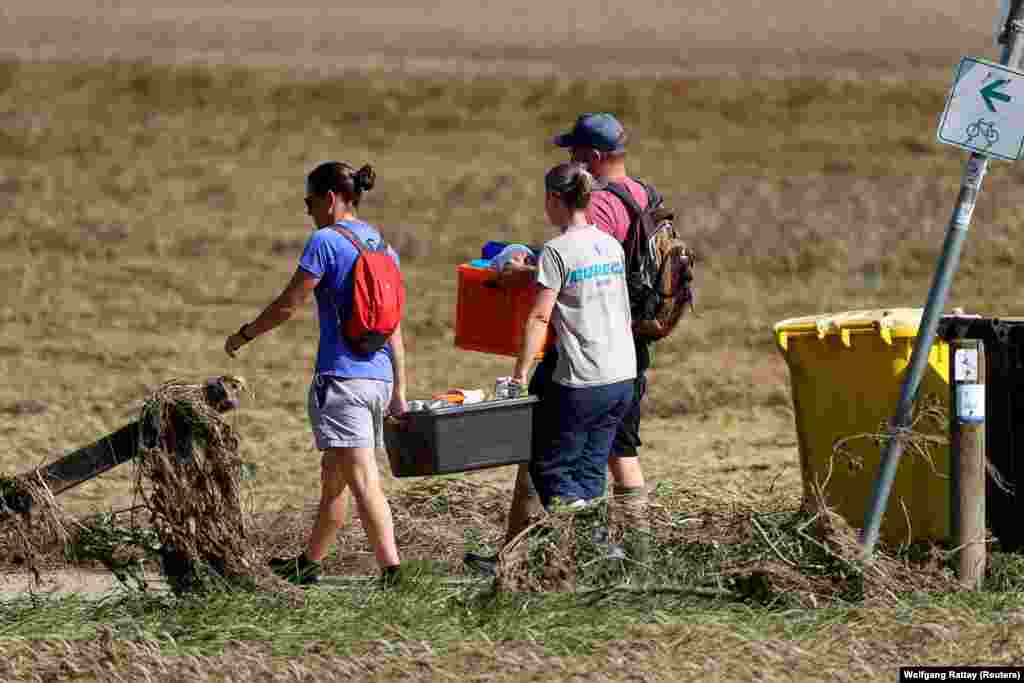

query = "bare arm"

[388,322,408,415]
[225,267,319,357]
[512,285,557,384]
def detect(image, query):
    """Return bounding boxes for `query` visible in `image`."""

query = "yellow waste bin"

[774,309,951,545]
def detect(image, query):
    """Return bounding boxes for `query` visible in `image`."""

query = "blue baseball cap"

[551,113,627,153]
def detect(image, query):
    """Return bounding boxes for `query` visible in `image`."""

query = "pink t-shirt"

[584,177,648,244]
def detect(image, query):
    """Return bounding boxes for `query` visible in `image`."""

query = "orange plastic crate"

[455,264,555,359]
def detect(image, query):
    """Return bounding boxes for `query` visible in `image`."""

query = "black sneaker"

[463,552,499,576]
[268,554,321,586]
[380,564,406,588]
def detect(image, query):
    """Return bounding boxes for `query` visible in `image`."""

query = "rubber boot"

[612,484,651,563]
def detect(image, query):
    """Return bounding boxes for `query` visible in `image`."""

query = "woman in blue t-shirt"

[225,161,407,586]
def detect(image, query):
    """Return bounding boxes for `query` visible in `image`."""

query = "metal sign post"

[860,0,1024,558]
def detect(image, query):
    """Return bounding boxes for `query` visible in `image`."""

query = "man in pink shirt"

[553,113,652,554]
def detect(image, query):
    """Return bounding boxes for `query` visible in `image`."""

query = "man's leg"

[609,371,647,486]
[609,456,645,488]
[608,371,650,560]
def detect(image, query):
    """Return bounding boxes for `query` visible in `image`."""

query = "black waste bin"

[939,315,1024,551]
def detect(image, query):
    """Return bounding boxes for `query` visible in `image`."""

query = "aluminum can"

[494,377,511,400]
[407,400,426,412]
[508,379,526,398]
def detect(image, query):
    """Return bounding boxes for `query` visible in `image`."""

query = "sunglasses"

[569,148,600,164]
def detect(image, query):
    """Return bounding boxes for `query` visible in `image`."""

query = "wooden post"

[950,338,986,589]
[861,0,1024,558]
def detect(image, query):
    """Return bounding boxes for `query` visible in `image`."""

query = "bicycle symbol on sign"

[965,118,1000,148]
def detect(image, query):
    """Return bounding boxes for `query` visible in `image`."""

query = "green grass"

[0,580,1015,655]
[1,580,1023,681]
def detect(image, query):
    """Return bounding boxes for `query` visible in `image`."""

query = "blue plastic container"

[482,241,509,260]
[482,241,541,260]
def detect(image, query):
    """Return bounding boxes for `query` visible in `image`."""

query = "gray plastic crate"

[384,395,539,477]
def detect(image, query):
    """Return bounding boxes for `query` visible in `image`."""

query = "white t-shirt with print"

[537,225,637,388]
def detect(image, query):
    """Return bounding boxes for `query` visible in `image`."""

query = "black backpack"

[602,181,696,341]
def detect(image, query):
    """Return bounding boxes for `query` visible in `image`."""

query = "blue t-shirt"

[298,220,400,381]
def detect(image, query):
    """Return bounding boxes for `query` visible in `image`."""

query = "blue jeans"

[529,378,634,508]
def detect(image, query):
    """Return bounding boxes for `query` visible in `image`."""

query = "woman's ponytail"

[544,162,593,210]
[354,164,376,194]
[307,161,377,208]
[569,167,593,209]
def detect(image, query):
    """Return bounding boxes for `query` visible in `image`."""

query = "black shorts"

[611,370,647,458]
[529,340,650,459]
[611,339,650,457]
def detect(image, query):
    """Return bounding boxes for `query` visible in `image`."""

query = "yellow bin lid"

[774,308,925,351]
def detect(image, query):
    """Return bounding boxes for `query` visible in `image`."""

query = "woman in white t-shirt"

[511,162,637,507]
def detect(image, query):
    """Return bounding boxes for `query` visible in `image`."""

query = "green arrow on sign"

[981,79,1012,112]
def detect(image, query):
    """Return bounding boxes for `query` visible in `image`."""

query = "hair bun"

[354,164,376,193]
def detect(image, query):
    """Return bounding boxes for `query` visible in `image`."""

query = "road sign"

[938,57,1024,161]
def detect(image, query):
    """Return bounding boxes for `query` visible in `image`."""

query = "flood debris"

[0,376,301,598]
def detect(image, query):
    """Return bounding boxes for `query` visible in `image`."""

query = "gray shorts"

[307,376,393,451]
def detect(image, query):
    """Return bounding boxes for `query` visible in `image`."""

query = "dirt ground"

[0,0,998,80]
[0,568,168,600]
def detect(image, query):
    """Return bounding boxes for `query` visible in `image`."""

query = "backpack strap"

[330,224,369,254]
[602,181,645,223]
[331,223,391,254]
[603,179,663,226]
[641,182,662,211]
[602,180,649,264]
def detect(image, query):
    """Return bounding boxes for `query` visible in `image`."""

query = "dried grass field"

[7,63,1024,516]
[3,2,1024,681]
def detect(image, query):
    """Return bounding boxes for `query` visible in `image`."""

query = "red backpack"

[331,224,406,355]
